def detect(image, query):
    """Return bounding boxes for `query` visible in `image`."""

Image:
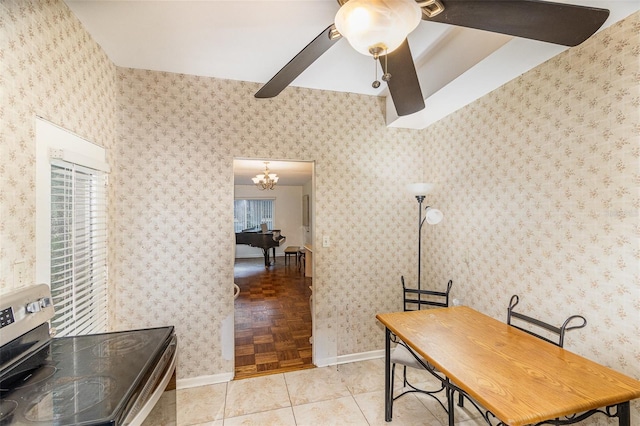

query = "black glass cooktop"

[0,326,173,425]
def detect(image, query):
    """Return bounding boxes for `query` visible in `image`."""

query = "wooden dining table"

[377,306,640,426]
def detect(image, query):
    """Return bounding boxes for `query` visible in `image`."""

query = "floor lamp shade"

[424,207,443,225]
[406,182,434,196]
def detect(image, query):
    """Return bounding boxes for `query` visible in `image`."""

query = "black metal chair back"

[507,294,587,347]
[401,276,453,311]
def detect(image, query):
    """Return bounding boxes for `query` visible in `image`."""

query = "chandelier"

[252,162,279,190]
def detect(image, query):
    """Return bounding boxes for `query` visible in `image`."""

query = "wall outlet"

[322,235,330,247]
[14,260,27,287]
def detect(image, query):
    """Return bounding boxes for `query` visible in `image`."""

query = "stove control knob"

[26,301,42,313]
[26,297,52,313]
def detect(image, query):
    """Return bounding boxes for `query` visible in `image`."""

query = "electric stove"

[0,285,176,425]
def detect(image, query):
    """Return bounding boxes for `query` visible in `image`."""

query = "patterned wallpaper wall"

[115,70,426,377]
[0,0,118,320]
[427,11,639,346]
[424,12,640,422]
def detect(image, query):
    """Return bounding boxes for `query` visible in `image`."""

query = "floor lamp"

[407,183,443,308]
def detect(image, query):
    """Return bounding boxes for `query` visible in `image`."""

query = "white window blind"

[234,199,275,232]
[50,161,107,336]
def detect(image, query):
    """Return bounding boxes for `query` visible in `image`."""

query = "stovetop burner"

[92,333,152,357]
[0,366,57,393]
[49,332,153,356]
[23,376,116,422]
[0,400,17,423]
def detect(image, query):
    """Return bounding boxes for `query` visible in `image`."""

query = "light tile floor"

[177,358,486,426]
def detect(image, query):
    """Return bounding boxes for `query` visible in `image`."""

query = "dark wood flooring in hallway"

[234,257,314,380]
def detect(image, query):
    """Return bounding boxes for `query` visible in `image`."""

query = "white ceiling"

[65,0,638,130]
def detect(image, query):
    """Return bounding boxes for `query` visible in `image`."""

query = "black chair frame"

[402,276,453,311]
[457,295,589,426]
[507,294,587,347]
[389,277,454,417]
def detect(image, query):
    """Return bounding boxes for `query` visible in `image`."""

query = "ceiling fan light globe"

[335,0,421,56]
[343,6,372,34]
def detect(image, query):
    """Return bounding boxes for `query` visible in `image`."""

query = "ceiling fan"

[255,0,609,117]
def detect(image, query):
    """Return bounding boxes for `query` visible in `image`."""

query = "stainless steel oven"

[0,284,177,425]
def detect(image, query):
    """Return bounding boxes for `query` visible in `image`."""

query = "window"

[36,117,110,337]
[234,199,275,232]
[50,161,107,336]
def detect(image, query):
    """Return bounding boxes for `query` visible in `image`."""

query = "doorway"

[233,159,314,379]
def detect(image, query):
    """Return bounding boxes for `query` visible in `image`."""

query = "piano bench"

[284,246,300,266]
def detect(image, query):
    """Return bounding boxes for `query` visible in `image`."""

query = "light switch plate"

[322,235,330,247]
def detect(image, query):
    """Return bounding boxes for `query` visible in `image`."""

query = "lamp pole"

[415,195,428,310]
[408,183,442,311]
[415,195,426,294]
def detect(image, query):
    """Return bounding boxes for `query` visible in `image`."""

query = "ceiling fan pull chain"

[372,50,381,88]
[382,48,391,83]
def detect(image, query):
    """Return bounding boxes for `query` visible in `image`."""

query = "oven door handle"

[125,336,177,426]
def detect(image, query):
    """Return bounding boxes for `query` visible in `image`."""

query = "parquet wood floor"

[234,257,314,380]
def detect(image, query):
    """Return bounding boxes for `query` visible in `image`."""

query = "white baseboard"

[316,350,384,367]
[177,372,234,390]
[336,349,385,365]
[314,357,337,368]
[177,350,384,389]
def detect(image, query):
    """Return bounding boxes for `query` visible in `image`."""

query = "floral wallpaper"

[1,0,639,423]
[426,13,639,360]
[423,13,640,422]
[114,70,425,377]
[0,0,118,319]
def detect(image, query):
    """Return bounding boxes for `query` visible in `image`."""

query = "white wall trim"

[177,372,234,390]
[314,357,337,368]
[335,349,384,365]
[314,349,385,368]
[176,349,384,388]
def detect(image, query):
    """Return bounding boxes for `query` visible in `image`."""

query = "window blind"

[50,161,107,336]
[234,199,275,232]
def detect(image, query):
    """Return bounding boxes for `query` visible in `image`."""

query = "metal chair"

[507,294,587,347]
[389,276,453,415]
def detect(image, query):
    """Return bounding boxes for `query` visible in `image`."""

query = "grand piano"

[235,225,286,267]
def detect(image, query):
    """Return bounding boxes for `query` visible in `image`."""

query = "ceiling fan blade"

[255,25,341,98]
[380,40,425,117]
[426,0,609,46]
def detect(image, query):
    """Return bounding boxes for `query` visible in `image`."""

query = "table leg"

[446,380,455,426]
[385,327,392,422]
[618,401,630,426]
